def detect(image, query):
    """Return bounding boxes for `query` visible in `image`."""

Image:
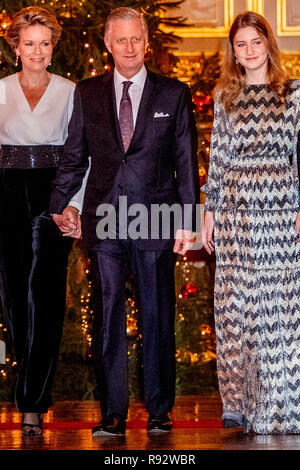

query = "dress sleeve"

[295,86,300,196]
[201,96,228,212]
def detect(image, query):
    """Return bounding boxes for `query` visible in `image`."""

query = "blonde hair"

[5,6,62,50]
[215,11,289,112]
[104,7,148,45]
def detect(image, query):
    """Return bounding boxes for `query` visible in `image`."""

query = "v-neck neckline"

[16,72,53,113]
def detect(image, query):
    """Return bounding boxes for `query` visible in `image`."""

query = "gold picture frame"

[162,0,235,38]
[277,0,300,36]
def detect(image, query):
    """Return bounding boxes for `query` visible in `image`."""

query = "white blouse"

[0,72,87,212]
[0,72,75,145]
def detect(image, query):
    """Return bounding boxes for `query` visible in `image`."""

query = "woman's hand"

[203,211,215,254]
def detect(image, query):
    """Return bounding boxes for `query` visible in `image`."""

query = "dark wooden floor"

[0,395,300,451]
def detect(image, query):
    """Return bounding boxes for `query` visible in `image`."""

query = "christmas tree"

[175,258,217,395]
[0,0,187,80]
[190,52,221,189]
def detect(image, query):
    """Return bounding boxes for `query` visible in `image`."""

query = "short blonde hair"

[5,6,62,50]
[104,7,148,45]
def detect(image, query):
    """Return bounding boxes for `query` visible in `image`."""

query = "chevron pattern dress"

[204,81,300,434]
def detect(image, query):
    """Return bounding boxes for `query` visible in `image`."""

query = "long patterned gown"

[203,81,300,434]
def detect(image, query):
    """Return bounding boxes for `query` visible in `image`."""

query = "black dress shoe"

[92,414,126,436]
[147,413,173,432]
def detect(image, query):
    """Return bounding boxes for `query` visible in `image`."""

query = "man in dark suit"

[50,7,199,436]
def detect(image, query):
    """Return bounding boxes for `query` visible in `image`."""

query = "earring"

[235,58,239,64]
[15,55,19,67]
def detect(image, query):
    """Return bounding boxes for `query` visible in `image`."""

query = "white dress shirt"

[69,65,147,214]
[114,64,147,126]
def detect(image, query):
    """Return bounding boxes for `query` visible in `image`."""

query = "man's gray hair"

[104,7,148,43]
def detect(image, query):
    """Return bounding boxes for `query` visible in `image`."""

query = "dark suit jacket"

[50,69,200,249]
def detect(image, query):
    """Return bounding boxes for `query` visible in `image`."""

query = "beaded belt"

[0,145,64,169]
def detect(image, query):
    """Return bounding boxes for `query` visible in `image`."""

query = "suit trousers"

[89,238,177,418]
[0,168,73,412]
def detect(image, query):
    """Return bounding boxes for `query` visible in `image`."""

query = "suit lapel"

[102,73,124,151]
[127,72,156,152]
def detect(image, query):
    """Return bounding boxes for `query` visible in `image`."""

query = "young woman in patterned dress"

[203,11,300,434]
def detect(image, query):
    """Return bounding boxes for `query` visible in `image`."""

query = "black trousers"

[89,238,177,419]
[0,169,73,412]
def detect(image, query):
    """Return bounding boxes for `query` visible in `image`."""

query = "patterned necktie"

[119,81,134,152]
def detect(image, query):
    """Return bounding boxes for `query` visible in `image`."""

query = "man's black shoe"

[147,413,173,432]
[92,414,126,436]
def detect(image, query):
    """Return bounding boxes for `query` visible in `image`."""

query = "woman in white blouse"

[0,6,80,436]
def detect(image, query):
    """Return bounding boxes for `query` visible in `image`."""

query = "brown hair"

[215,11,289,112]
[104,7,148,46]
[5,6,62,50]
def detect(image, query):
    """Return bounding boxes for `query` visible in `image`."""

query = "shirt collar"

[114,65,147,90]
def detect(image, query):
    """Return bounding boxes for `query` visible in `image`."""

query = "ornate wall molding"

[277,0,300,36]
[173,50,300,82]
[246,0,264,15]
[163,0,235,38]
[281,50,300,78]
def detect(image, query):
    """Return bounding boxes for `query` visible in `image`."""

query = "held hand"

[52,206,81,239]
[296,211,300,243]
[173,229,197,256]
[203,211,215,254]
[62,206,82,238]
